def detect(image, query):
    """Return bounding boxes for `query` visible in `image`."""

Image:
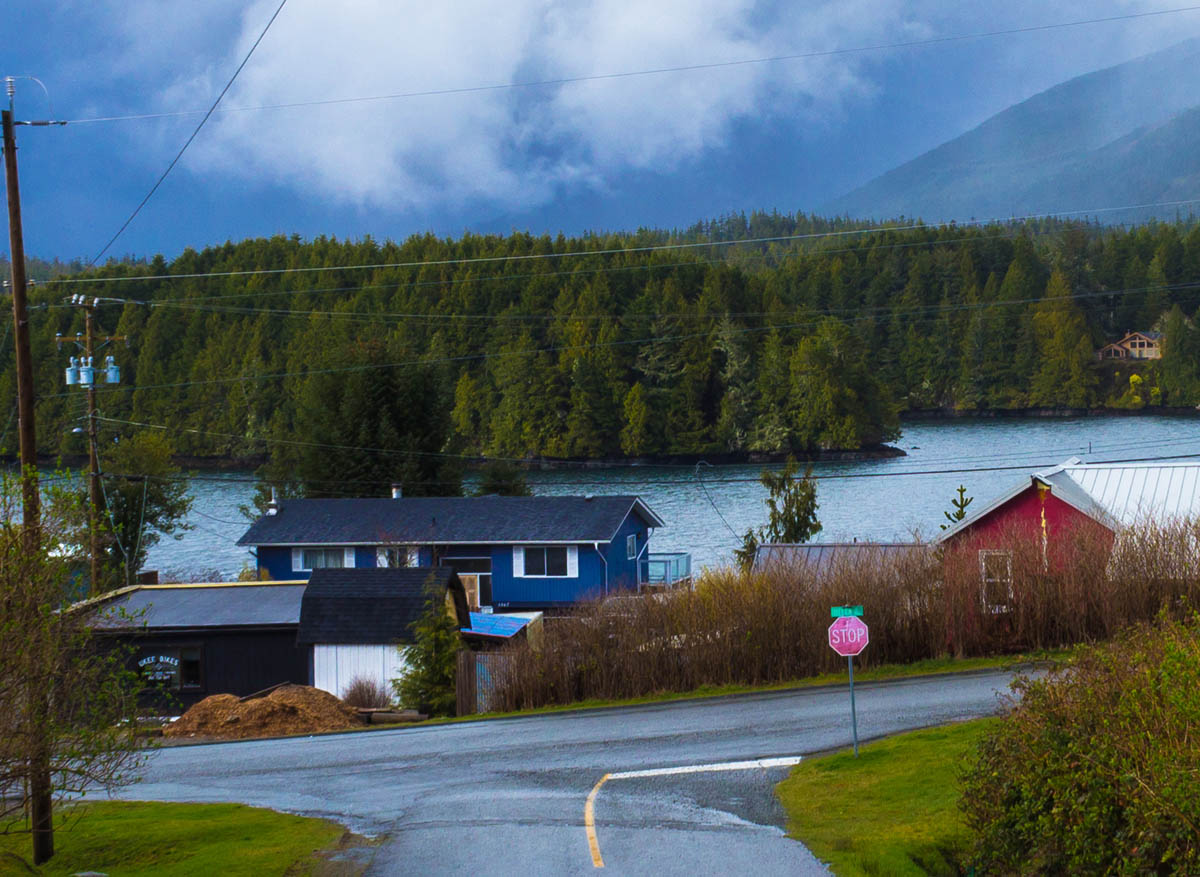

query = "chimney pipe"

[391,484,403,499]
[267,486,279,516]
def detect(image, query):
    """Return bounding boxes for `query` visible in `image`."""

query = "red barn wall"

[946,482,1115,564]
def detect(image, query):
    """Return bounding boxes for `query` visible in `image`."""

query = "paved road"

[121,670,1021,875]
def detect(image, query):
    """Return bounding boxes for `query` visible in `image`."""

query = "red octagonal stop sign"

[828,616,869,657]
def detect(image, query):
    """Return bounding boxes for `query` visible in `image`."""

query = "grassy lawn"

[0,801,347,876]
[776,719,995,877]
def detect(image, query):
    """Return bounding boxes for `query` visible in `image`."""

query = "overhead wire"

[87,0,290,266]
[62,5,1200,125]
[46,195,1200,283]
[44,272,1199,402]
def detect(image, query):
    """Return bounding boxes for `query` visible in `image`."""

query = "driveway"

[121,669,1020,875]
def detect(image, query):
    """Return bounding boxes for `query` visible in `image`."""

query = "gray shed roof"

[89,583,306,631]
[296,567,467,645]
[238,495,665,546]
[753,542,929,575]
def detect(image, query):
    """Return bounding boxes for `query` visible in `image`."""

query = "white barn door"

[312,644,409,700]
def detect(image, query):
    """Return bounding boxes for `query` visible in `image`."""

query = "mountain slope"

[824,38,1200,222]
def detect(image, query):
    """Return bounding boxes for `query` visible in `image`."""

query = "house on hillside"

[1097,330,1163,361]
[936,457,1200,608]
[237,494,680,611]
[85,568,480,707]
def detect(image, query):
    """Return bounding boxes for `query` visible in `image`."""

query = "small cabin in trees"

[1097,330,1163,361]
[935,458,1200,609]
[237,494,675,611]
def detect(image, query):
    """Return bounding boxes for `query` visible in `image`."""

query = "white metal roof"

[935,457,1200,542]
[1051,460,1200,526]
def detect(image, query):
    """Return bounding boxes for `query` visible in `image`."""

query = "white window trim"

[293,546,356,572]
[626,533,637,560]
[979,549,1014,614]
[376,545,421,568]
[513,545,578,578]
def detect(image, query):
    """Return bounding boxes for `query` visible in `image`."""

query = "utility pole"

[3,75,51,869]
[3,84,39,535]
[62,297,122,596]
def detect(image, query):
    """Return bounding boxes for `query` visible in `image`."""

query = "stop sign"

[828,616,869,657]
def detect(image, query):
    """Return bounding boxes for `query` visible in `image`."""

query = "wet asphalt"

[117,669,1024,875]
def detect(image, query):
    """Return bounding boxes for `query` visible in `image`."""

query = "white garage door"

[312,644,409,700]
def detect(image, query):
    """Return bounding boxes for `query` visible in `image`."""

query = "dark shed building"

[89,582,309,709]
[298,567,468,697]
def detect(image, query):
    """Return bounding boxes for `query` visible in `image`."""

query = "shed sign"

[827,616,869,657]
[138,654,179,683]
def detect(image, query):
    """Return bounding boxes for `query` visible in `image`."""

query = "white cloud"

[89,0,1200,213]
[158,0,920,210]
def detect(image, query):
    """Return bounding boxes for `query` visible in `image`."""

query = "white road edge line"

[608,756,803,780]
[586,756,805,867]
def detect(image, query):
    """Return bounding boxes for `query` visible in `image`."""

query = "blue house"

[236,494,678,611]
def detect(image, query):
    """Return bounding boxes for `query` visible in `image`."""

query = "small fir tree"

[941,484,974,529]
[394,577,460,716]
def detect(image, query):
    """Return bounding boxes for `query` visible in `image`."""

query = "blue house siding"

[246,497,664,608]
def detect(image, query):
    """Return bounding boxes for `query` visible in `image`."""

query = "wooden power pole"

[3,104,40,533]
[4,82,53,867]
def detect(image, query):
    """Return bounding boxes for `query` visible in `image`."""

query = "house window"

[293,547,355,571]
[513,545,578,578]
[627,534,637,560]
[377,546,420,568]
[979,550,1013,613]
[446,558,492,608]
[137,646,203,691]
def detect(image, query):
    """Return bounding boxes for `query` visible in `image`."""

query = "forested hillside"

[5,214,1200,494]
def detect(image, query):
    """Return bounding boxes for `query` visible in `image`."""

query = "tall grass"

[489,519,1200,711]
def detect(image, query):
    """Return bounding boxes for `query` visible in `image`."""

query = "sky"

[6,1,1200,263]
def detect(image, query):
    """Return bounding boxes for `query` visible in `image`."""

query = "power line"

[87,0,290,266]
[86,412,1200,483]
[46,274,1198,401]
[47,196,1200,286]
[63,6,1200,125]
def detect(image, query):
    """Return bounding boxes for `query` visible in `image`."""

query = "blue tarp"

[462,612,530,639]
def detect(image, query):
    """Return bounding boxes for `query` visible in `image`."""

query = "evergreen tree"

[393,577,460,716]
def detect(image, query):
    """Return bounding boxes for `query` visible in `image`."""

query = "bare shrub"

[490,518,1200,711]
[341,675,393,709]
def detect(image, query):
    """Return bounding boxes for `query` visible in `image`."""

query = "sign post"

[828,608,869,756]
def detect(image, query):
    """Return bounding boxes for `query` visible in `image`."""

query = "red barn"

[935,458,1200,609]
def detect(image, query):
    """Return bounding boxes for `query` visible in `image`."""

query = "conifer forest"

[7,213,1200,495]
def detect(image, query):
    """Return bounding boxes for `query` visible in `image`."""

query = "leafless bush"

[490,519,1200,711]
[341,675,393,709]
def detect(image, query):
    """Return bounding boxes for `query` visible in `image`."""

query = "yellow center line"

[584,773,611,868]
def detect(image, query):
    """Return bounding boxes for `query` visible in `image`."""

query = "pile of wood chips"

[164,684,365,740]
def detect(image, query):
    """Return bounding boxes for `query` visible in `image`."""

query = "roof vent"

[584,494,594,501]
[391,484,403,499]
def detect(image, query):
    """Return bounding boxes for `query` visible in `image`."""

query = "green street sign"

[830,605,864,618]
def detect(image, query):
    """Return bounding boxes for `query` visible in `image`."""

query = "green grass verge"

[776,719,996,877]
[0,801,345,876]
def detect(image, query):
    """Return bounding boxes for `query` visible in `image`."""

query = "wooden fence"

[456,651,512,716]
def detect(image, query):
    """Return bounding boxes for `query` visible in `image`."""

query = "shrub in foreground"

[341,675,392,709]
[960,614,1200,875]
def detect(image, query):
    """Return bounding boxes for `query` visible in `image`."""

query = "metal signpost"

[828,606,868,756]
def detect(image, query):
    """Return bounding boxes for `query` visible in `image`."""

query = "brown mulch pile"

[164,684,365,740]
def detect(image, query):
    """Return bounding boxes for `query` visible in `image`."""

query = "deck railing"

[645,552,692,587]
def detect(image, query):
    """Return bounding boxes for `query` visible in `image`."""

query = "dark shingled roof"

[237,495,664,546]
[296,567,468,645]
[89,583,306,631]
